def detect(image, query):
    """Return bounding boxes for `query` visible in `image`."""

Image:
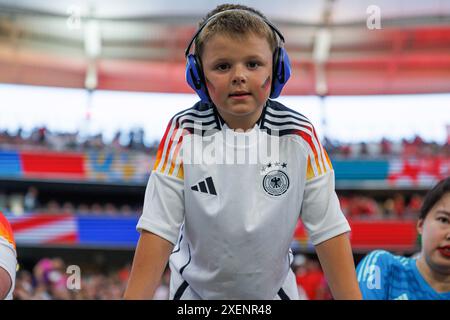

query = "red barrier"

[20,150,86,180]
[294,219,418,251]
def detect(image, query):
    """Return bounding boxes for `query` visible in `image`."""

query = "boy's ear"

[416,218,424,235]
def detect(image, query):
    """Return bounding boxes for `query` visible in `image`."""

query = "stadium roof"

[0,0,449,95]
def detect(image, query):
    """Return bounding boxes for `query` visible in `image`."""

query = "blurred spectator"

[383,198,396,219]
[24,186,39,213]
[294,258,329,300]
[46,200,61,214]
[393,193,406,219]
[90,203,104,215]
[62,202,75,213]
[14,270,34,300]
[0,192,7,212]
[405,193,423,219]
[36,127,47,146]
[291,254,309,300]
[104,203,118,216]
[76,203,90,215]
[9,194,24,216]
[380,137,392,155]
[346,195,381,220]
[118,264,131,284]
[127,128,146,150]
[359,142,368,156]
[120,205,133,216]
[111,131,123,150]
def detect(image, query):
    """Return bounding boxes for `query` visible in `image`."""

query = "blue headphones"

[185,9,291,103]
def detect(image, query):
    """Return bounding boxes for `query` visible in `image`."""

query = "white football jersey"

[137,100,350,300]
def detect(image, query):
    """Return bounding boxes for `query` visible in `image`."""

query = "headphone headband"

[184,9,285,57]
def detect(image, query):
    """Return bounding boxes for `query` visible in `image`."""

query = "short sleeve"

[300,170,351,245]
[356,250,392,300]
[297,127,350,245]
[136,117,186,245]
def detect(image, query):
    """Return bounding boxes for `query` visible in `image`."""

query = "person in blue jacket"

[356,177,450,300]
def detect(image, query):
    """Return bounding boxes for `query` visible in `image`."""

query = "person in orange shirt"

[0,211,17,299]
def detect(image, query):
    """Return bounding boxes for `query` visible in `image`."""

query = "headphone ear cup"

[270,47,291,99]
[185,54,210,103]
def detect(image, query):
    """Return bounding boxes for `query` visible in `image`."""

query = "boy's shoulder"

[262,100,321,146]
[263,100,314,132]
[264,99,310,121]
[169,101,222,134]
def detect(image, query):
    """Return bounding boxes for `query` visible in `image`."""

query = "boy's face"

[201,32,273,129]
[417,192,450,274]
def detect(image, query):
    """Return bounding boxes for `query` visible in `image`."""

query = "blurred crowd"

[0,127,159,154]
[324,135,450,158]
[13,255,328,300]
[0,186,423,220]
[0,187,142,217]
[13,257,170,300]
[339,192,423,220]
[14,257,126,300]
[1,127,449,158]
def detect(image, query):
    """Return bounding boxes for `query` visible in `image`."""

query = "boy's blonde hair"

[194,4,278,60]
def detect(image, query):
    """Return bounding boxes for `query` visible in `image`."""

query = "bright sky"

[0,83,449,144]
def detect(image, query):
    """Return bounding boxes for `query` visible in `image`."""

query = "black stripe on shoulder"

[167,102,220,135]
[265,100,312,124]
[265,110,312,127]
[264,118,312,130]
[180,118,217,127]
[193,101,214,112]
[171,102,215,122]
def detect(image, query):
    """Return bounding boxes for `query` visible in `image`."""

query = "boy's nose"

[232,76,246,85]
[231,66,247,85]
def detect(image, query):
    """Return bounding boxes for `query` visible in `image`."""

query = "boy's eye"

[215,63,230,71]
[247,61,260,69]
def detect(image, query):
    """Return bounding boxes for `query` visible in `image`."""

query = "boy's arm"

[0,266,12,299]
[123,230,173,299]
[315,232,362,300]
[124,116,185,300]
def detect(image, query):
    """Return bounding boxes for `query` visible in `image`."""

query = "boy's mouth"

[229,91,251,97]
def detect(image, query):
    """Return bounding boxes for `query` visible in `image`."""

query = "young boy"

[124,4,361,300]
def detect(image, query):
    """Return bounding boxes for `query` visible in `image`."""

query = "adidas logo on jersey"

[394,293,409,300]
[191,177,217,195]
